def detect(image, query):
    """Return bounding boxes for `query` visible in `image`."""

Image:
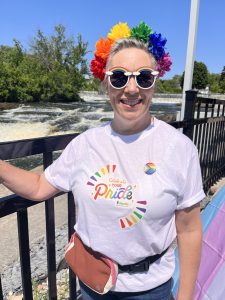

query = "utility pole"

[180,0,200,121]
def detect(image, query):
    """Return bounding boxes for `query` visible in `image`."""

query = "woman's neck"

[111,114,152,135]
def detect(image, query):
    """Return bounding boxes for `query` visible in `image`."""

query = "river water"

[0,93,181,143]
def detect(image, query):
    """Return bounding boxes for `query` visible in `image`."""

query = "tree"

[220,66,225,82]
[0,42,27,102]
[29,24,89,101]
[155,75,182,94]
[0,24,89,102]
[208,73,220,93]
[219,66,225,93]
[180,61,209,90]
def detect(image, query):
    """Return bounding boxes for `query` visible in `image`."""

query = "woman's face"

[107,48,155,127]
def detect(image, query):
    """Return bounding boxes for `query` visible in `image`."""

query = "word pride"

[93,182,135,201]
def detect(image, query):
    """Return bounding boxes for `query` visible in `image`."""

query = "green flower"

[131,21,152,43]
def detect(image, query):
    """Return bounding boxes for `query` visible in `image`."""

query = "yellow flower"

[107,22,131,41]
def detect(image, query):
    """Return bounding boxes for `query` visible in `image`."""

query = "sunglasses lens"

[110,70,128,88]
[137,70,155,88]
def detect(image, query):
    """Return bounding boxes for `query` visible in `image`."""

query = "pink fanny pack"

[65,233,118,294]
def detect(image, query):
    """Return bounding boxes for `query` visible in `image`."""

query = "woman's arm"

[0,160,59,201]
[175,203,203,300]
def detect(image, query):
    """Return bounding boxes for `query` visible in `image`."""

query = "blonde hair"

[105,38,157,71]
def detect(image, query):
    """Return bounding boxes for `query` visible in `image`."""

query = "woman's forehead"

[109,48,154,70]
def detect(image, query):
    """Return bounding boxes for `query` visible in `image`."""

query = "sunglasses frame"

[106,66,159,90]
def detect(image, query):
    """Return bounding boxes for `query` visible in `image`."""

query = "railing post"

[43,151,57,300]
[0,275,3,300]
[183,89,198,140]
[17,209,33,300]
[68,192,77,299]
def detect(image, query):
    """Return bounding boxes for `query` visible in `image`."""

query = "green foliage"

[0,24,88,102]
[219,66,225,93]
[192,61,209,89]
[83,77,101,91]
[220,66,225,81]
[180,61,209,90]
[208,73,221,93]
[155,75,182,94]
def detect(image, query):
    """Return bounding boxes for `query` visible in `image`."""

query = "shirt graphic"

[87,164,147,230]
[144,162,156,175]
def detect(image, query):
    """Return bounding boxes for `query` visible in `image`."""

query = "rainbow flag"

[172,185,225,299]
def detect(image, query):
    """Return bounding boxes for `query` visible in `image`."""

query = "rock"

[1,224,68,298]
[0,103,19,111]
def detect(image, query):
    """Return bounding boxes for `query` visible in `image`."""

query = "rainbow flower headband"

[90,21,172,81]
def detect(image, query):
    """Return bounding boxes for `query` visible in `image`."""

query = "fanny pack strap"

[118,247,169,273]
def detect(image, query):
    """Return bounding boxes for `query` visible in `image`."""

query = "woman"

[0,22,204,300]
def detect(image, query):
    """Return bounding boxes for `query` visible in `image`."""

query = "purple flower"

[149,32,167,61]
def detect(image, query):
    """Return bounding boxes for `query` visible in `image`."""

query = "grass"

[9,270,71,300]
[33,271,70,300]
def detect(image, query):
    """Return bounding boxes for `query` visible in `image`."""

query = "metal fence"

[0,134,78,300]
[0,90,225,299]
[183,90,225,192]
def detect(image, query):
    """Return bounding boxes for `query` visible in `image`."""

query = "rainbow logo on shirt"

[86,164,117,189]
[119,200,147,229]
[144,162,156,175]
[87,164,148,230]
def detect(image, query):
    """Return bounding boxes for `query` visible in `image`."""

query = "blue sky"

[0,0,224,79]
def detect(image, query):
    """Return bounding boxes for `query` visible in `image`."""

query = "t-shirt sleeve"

[44,140,76,192]
[176,146,205,210]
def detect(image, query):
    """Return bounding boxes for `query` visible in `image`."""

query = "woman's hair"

[105,38,157,71]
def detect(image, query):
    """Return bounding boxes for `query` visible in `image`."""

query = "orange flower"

[95,37,114,61]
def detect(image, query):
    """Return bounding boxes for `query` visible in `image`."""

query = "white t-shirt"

[45,118,205,292]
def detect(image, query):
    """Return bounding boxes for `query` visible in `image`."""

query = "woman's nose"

[124,76,139,94]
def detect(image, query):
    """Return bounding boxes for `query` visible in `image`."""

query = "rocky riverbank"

[1,224,69,298]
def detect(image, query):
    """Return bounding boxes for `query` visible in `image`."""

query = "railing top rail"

[196,96,225,105]
[0,133,79,160]
[0,194,40,218]
[0,191,64,218]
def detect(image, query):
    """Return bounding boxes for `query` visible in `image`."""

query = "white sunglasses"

[106,67,159,90]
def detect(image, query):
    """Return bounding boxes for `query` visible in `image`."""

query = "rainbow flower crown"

[90,21,172,81]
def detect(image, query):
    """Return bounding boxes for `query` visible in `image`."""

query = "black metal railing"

[0,90,225,299]
[183,90,225,192]
[0,134,78,300]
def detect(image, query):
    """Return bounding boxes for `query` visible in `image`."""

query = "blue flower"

[149,32,167,61]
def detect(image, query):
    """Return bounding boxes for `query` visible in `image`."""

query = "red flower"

[90,56,106,81]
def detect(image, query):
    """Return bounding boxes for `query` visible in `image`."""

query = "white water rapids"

[0,92,181,142]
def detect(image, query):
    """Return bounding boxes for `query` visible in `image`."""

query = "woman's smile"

[120,98,143,107]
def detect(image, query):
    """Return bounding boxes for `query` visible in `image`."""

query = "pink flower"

[157,53,172,77]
